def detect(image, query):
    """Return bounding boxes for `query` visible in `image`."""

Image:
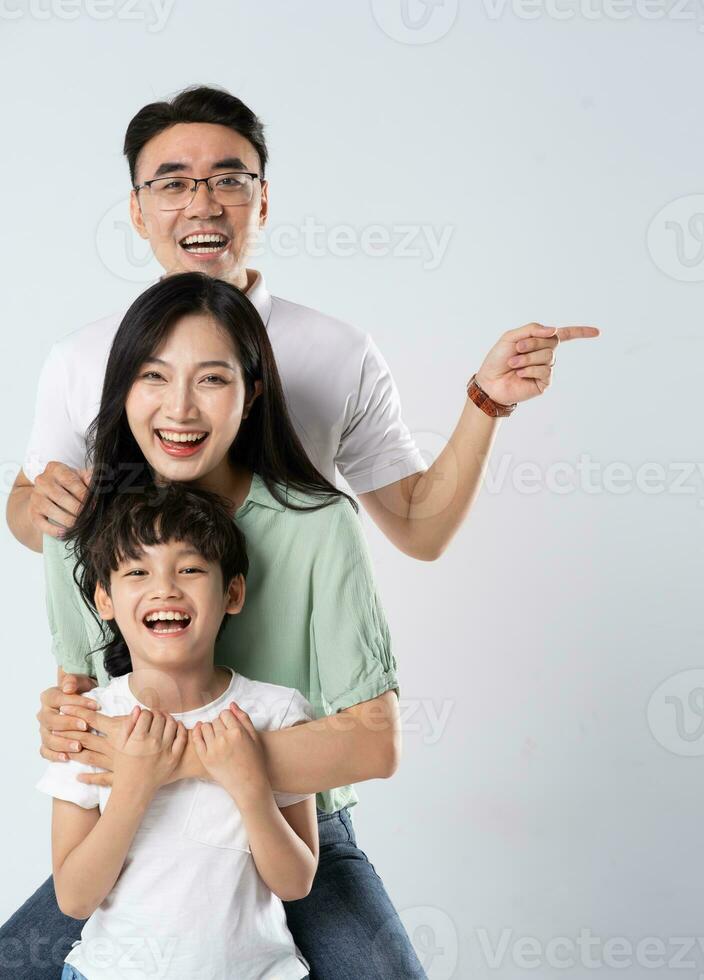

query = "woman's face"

[125,313,257,485]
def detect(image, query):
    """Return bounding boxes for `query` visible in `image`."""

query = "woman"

[22,272,426,980]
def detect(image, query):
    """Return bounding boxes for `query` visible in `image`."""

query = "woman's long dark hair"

[65,272,356,596]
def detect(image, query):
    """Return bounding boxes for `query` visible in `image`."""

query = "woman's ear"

[242,380,263,420]
[225,574,246,615]
[94,582,115,621]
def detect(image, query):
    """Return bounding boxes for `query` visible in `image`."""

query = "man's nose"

[183,181,222,219]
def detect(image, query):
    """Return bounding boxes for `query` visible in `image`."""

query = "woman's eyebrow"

[143,357,235,370]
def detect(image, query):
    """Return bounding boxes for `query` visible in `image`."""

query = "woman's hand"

[475,323,601,406]
[37,671,99,763]
[193,703,270,809]
[111,706,187,797]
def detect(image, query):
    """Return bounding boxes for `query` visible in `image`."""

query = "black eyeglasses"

[133,171,262,211]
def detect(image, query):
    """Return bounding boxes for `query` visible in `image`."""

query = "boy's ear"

[225,574,246,615]
[94,582,115,621]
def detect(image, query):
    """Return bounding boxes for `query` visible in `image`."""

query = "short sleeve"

[44,535,102,678]
[273,689,316,810]
[311,501,399,715]
[23,342,86,483]
[334,335,427,494]
[36,758,100,809]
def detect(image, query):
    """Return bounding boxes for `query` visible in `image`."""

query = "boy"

[37,483,317,980]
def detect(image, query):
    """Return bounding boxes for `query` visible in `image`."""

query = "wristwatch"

[466,374,518,418]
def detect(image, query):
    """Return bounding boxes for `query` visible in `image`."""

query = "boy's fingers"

[230,703,256,737]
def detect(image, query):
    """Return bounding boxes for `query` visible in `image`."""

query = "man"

[3,85,599,978]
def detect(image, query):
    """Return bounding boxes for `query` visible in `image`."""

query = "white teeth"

[145,611,191,622]
[158,430,207,444]
[181,233,227,246]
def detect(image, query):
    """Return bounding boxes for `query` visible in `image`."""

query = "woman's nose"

[163,381,198,421]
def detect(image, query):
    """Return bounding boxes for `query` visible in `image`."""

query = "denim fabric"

[60,965,87,980]
[0,807,426,979]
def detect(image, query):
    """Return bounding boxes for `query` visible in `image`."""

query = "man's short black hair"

[123,84,268,184]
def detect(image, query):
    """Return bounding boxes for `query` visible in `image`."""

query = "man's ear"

[129,188,150,241]
[225,574,246,615]
[258,179,269,229]
[94,582,115,621]
[242,380,263,420]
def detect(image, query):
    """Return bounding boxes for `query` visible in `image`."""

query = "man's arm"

[6,464,90,553]
[359,397,499,562]
[357,323,600,560]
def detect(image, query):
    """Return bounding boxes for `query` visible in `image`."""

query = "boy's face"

[129,122,268,287]
[94,537,244,670]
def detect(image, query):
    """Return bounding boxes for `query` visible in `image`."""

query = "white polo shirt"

[37,667,315,980]
[23,271,426,495]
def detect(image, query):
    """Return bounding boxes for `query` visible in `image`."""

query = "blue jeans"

[1,807,426,979]
[60,966,87,980]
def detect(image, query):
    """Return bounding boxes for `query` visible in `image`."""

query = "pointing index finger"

[554,326,601,342]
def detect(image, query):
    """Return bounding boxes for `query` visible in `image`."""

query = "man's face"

[94,537,244,672]
[129,122,268,287]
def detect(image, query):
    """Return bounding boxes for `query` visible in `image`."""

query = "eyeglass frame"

[133,170,263,210]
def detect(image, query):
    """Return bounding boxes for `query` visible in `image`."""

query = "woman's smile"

[155,427,210,459]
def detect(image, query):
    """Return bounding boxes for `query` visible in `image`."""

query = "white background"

[1,2,700,977]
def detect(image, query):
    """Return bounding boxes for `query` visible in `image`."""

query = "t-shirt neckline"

[122,666,239,720]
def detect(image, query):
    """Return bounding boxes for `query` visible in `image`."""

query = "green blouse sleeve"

[310,500,399,714]
[44,535,103,679]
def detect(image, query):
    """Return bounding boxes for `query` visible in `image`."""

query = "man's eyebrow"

[150,157,250,179]
[143,357,236,370]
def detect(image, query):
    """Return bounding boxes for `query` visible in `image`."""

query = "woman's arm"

[172,689,399,790]
[51,783,154,920]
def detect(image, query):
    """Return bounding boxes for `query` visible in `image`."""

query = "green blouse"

[43,474,399,814]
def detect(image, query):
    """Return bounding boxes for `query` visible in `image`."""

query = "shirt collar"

[244,269,273,327]
[236,472,287,516]
[155,268,272,328]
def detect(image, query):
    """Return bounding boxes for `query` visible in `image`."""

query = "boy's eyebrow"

[120,546,205,561]
[143,357,235,370]
[151,157,249,178]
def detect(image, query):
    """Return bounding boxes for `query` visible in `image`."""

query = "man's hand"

[193,703,270,809]
[29,462,92,539]
[475,323,600,405]
[38,671,99,763]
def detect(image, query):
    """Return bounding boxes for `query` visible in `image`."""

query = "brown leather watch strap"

[466,374,518,418]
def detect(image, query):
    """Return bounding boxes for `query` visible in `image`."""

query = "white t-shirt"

[37,667,315,980]
[23,271,426,494]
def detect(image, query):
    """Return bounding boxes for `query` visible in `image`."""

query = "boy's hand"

[193,703,270,808]
[112,706,187,797]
